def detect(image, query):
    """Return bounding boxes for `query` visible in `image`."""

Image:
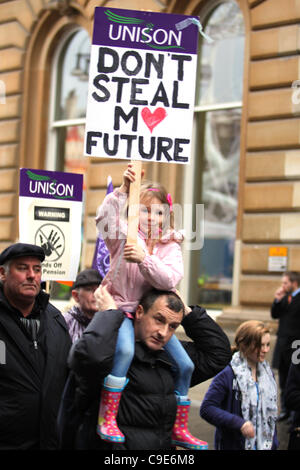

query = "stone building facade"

[0,0,299,321]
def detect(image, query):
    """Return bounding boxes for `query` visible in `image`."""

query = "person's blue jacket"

[200,364,278,450]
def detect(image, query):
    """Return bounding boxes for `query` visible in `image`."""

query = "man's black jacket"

[61,305,231,450]
[285,362,300,427]
[0,287,71,449]
[271,292,300,368]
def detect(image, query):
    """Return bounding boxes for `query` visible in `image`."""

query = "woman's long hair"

[231,320,270,357]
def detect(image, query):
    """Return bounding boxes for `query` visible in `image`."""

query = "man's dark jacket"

[271,292,300,369]
[0,286,71,449]
[61,305,231,450]
[285,362,300,427]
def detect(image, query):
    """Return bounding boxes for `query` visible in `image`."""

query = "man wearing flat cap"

[0,242,71,450]
[64,268,103,343]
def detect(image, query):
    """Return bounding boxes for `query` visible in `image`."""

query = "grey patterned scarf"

[231,351,277,450]
[68,305,90,327]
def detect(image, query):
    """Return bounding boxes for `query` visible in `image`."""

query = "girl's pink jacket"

[95,189,184,312]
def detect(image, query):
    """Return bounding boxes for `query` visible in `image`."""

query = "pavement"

[177,320,291,451]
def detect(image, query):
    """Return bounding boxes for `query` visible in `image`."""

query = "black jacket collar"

[0,283,50,318]
[134,341,173,368]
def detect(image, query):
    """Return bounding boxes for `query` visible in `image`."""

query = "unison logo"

[105,9,183,50]
[26,170,75,199]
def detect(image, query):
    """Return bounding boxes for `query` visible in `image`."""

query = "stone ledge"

[217,305,278,333]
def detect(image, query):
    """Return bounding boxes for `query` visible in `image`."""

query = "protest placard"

[84,7,199,164]
[19,168,83,281]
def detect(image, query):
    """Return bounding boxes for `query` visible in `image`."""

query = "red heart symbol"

[141,107,167,133]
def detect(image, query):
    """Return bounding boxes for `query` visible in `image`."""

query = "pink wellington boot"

[97,385,125,443]
[171,398,208,450]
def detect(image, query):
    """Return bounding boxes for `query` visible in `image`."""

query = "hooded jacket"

[95,189,184,312]
[63,305,232,450]
[0,285,71,449]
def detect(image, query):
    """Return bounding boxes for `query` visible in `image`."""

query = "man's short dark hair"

[139,288,184,316]
[284,271,300,285]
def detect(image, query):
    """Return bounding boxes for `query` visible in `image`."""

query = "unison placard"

[84,7,199,164]
[19,168,83,281]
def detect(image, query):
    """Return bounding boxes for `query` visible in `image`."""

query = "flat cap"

[0,242,45,265]
[73,268,103,289]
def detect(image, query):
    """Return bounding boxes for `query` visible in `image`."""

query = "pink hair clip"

[167,193,173,212]
[148,188,173,211]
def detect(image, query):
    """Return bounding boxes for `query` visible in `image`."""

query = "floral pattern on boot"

[171,401,208,450]
[97,389,125,443]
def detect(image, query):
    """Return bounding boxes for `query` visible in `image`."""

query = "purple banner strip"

[19,168,83,202]
[92,7,199,55]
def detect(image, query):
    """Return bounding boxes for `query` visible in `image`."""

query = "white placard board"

[84,7,199,164]
[19,168,83,281]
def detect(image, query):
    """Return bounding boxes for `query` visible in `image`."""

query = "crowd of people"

[0,164,299,451]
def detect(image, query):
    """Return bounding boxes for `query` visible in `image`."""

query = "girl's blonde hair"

[231,320,270,357]
[139,180,174,231]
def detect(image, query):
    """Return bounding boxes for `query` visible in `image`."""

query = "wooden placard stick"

[45,281,51,294]
[127,160,142,245]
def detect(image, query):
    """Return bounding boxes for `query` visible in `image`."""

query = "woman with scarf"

[200,320,278,450]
